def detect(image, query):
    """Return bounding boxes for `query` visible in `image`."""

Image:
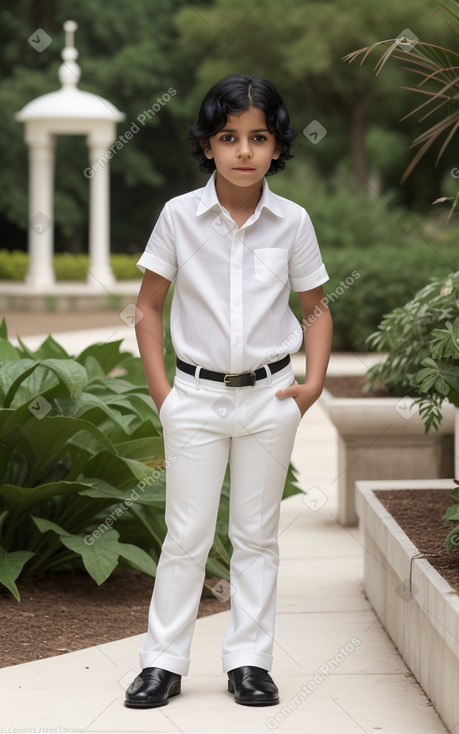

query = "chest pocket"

[254,248,288,289]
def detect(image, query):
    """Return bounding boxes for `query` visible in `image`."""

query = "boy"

[126,73,332,708]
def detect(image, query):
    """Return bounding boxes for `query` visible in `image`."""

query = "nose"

[237,138,252,158]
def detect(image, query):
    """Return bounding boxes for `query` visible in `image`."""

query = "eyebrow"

[219,128,270,133]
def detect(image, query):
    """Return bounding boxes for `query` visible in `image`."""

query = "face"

[201,106,281,188]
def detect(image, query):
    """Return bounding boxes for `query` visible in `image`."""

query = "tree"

[173,0,454,194]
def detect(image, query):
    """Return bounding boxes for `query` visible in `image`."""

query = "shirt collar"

[196,171,284,219]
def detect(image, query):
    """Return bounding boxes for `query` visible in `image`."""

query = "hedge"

[0,251,142,281]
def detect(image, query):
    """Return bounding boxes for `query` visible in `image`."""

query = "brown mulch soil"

[324,374,391,399]
[375,488,459,593]
[0,568,230,669]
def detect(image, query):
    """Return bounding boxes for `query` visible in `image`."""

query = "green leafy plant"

[414,316,459,431]
[0,318,301,600]
[344,0,459,220]
[365,271,459,429]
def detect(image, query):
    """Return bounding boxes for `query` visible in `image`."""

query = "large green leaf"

[0,338,21,364]
[31,517,155,585]
[56,392,135,438]
[80,472,167,508]
[83,450,156,489]
[117,542,157,577]
[0,547,35,601]
[78,355,106,381]
[86,377,147,395]
[17,335,70,360]
[103,393,157,419]
[77,340,131,375]
[2,359,88,408]
[0,359,34,406]
[114,436,164,462]
[0,479,103,512]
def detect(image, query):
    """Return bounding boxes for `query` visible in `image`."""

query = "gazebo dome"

[16,88,124,122]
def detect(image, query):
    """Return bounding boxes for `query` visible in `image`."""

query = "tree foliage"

[0,0,456,254]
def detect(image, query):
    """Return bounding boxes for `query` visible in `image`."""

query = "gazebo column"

[25,133,55,288]
[87,131,115,288]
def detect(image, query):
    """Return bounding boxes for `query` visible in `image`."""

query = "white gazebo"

[15,21,125,289]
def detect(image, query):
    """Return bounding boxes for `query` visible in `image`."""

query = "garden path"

[0,312,448,733]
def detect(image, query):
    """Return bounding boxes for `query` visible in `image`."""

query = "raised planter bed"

[356,479,459,733]
[320,376,455,525]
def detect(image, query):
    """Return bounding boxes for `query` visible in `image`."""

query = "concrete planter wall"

[356,479,459,734]
[319,388,455,525]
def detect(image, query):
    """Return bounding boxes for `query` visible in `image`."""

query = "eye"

[253,135,267,142]
[220,134,235,142]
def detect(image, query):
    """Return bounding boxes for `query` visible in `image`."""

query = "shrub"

[289,239,458,351]
[364,271,459,413]
[0,250,28,280]
[53,253,88,280]
[111,254,142,280]
[0,252,143,281]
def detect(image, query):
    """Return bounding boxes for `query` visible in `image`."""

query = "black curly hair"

[187,73,296,176]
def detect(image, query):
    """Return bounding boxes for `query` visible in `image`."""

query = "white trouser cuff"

[139,651,190,676]
[222,651,273,674]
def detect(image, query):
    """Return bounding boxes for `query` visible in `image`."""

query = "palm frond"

[344,28,459,188]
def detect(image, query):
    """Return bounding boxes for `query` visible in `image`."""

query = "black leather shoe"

[227,666,279,706]
[125,667,181,708]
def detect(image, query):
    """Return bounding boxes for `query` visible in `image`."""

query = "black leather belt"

[176,354,291,387]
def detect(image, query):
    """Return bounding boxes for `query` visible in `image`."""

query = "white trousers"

[139,362,301,675]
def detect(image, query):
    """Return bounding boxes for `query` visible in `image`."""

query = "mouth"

[233,167,255,172]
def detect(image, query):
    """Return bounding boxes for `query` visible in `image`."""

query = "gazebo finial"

[58,20,80,88]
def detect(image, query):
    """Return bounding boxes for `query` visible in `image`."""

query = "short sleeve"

[137,202,178,281]
[288,208,329,292]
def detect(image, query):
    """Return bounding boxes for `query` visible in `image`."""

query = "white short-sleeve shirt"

[137,172,328,373]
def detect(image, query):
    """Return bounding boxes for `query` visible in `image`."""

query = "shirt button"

[234,264,240,269]
[234,299,239,305]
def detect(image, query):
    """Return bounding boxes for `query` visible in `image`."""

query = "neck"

[214,173,263,221]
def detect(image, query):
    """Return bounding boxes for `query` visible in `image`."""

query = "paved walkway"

[1,323,449,733]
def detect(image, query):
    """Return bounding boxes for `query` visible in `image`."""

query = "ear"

[272,143,282,160]
[200,139,213,160]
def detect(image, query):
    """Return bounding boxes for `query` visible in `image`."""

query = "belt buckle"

[223,372,257,387]
[223,373,240,387]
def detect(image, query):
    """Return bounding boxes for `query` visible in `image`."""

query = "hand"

[155,385,173,414]
[275,379,322,418]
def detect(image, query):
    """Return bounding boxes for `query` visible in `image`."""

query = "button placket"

[229,229,244,373]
